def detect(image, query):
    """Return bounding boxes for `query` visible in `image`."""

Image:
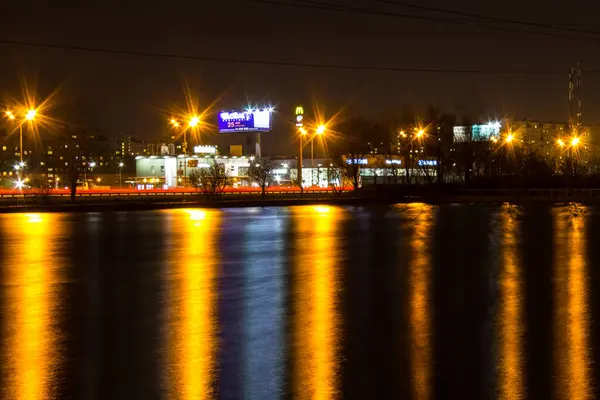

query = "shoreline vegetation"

[2,186,600,213]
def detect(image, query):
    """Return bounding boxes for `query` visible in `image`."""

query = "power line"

[257,0,600,42]
[375,0,600,37]
[0,37,581,74]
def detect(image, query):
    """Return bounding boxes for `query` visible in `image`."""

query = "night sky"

[1,0,600,154]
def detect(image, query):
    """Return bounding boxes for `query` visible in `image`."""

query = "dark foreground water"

[1,204,599,399]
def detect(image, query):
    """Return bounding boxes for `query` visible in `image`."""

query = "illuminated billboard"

[218,109,272,133]
[453,122,501,142]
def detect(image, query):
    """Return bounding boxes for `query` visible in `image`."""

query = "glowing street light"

[298,128,309,186]
[557,138,565,147]
[89,161,96,168]
[571,137,580,146]
[505,134,514,143]
[311,125,327,169]
[170,118,180,128]
[189,116,200,128]
[416,129,425,138]
[26,109,37,121]
[118,161,124,188]
[5,108,39,164]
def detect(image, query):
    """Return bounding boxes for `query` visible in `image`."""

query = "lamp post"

[170,115,200,186]
[6,109,37,180]
[313,125,326,168]
[85,161,96,182]
[118,161,124,188]
[299,128,307,188]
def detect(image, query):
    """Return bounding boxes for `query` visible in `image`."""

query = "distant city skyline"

[2,0,600,155]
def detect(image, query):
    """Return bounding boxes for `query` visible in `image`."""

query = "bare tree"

[290,169,304,194]
[383,145,402,184]
[325,160,347,194]
[189,160,230,199]
[344,156,363,190]
[248,157,276,198]
[336,116,378,190]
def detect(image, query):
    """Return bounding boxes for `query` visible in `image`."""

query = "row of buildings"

[1,117,599,189]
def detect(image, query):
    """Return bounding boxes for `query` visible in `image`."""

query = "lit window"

[60,156,63,160]
[2,172,5,176]
[9,171,12,176]
[48,150,53,155]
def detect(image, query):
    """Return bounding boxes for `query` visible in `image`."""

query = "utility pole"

[569,63,582,133]
[295,106,305,190]
[298,133,303,188]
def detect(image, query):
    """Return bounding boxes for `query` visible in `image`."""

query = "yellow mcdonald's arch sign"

[295,106,304,115]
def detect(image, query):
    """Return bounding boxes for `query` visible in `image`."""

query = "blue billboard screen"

[218,110,272,133]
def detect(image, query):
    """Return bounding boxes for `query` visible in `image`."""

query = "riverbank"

[2,193,600,213]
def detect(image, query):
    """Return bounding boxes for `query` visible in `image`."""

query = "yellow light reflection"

[185,209,207,222]
[404,203,434,400]
[293,206,342,399]
[312,205,331,214]
[2,213,62,400]
[554,208,592,399]
[497,205,524,400]
[166,209,220,399]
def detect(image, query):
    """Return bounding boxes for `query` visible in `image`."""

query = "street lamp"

[189,116,200,128]
[4,108,38,165]
[118,161,124,188]
[311,125,326,168]
[169,115,201,186]
[505,133,514,143]
[298,128,307,188]
[571,137,580,147]
[84,161,96,182]
[557,138,565,147]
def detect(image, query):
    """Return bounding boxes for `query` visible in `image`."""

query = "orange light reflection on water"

[402,203,434,400]
[166,209,220,400]
[554,208,592,399]
[1,213,62,400]
[497,205,524,400]
[293,205,342,400]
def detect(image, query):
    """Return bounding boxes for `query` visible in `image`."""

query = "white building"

[135,155,335,188]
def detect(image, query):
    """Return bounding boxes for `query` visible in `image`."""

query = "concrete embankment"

[1,192,600,213]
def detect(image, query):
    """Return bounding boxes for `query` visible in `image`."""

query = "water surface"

[0,204,598,399]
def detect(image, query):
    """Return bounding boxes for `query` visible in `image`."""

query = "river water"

[0,204,598,399]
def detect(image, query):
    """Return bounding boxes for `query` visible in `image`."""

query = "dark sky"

[1,0,600,154]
